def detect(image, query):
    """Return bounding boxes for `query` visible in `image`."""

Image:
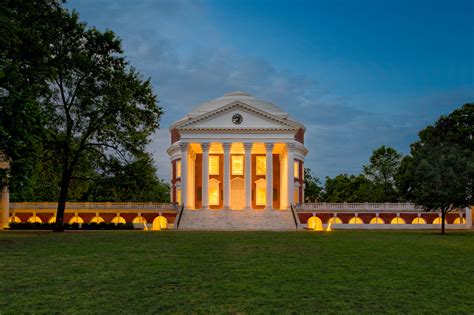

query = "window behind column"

[209,155,219,175]
[176,160,181,178]
[256,156,266,175]
[232,155,244,175]
[294,161,299,178]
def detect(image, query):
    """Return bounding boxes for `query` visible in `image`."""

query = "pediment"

[175,101,300,131]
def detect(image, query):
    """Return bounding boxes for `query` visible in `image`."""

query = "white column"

[189,151,196,209]
[179,142,189,209]
[265,143,274,210]
[244,142,253,210]
[1,186,9,229]
[287,142,295,209]
[466,206,472,228]
[201,143,210,210]
[223,143,232,210]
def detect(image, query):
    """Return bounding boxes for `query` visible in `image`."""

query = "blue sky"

[66,0,473,181]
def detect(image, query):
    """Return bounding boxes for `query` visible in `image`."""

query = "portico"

[167,92,308,213]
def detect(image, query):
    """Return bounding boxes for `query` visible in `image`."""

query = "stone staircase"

[177,208,297,230]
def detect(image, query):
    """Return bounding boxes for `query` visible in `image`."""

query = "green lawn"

[0,230,473,314]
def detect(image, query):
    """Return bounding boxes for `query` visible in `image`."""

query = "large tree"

[303,168,323,202]
[323,174,382,202]
[399,104,473,234]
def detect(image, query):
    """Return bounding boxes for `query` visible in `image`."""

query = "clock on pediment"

[232,113,243,125]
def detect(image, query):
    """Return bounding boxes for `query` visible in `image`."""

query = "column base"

[244,206,253,210]
[264,207,273,211]
[201,206,209,210]
[223,206,231,210]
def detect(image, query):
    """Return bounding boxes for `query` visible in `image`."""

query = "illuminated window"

[132,216,147,224]
[349,217,364,224]
[391,217,406,224]
[432,217,446,224]
[69,216,84,224]
[152,216,168,230]
[209,155,220,175]
[48,216,56,224]
[9,216,21,223]
[111,216,126,224]
[294,161,299,178]
[176,160,181,178]
[209,179,220,205]
[90,216,105,224]
[454,217,466,224]
[256,156,266,175]
[176,188,181,204]
[328,217,342,224]
[370,217,384,224]
[307,216,323,231]
[28,215,42,223]
[294,187,299,204]
[412,217,426,224]
[256,188,266,205]
[232,156,244,175]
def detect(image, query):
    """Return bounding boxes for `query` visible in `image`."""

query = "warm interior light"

[453,217,466,224]
[28,215,42,223]
[209,179,220,205]
[231,155,244,175]
[369,217,384,224]
[294,187,299,204]
[294,161,299,178]
[48,216,56,224]
[307,216,323,231]
[432,217,446,224]
[132,216,146,224]
[209,155,219,175]
[176,188,181,204]
[412,217,426,224]
[390,217,405,224]
[328,217,342,224]
[111,216,126,224]
[349,217,364,224]
[90,216,105,223]
[152,215,168,230]
[256,156,266,175]
[69,216,84,224]
[176,160,181,178]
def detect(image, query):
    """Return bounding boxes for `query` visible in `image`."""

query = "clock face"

[232,113,243,125]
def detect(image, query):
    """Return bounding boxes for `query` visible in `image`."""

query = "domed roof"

[186,91,289,119]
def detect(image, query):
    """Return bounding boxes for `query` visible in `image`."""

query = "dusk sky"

[66,0,473,182]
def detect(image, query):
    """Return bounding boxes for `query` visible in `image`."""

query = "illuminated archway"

[28,215,42,223]
[453,217,466,224]
[349,217,363,224]
[111,216,126,224]
[369,217,384,224]
[432,217,447,225]
[412,217,426,224]
[307,216,323,231]
[152,216,168,230]
[132,216,147,224]
[69,216,84,224]
[390,217,406,224]
[9,216,21,223]
[90,216,105,224]
[327,217,342,224]
[48,216,56,224]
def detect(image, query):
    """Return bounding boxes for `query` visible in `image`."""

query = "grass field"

[0,230,473,314]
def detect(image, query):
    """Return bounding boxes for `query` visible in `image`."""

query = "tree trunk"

[441,209,446,235]
[54,168,72,232]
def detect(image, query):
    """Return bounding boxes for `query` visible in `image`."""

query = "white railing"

[10,202,178,211]
[298,202,422,212]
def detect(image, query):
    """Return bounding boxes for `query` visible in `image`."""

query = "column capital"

[243,142,253,152]
[201,142,211,152]
[222,142,232,152]
[286,142,295,152]
[179,142,189,152]
[265,142,274,152]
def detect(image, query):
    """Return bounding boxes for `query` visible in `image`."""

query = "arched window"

[390,217,406,224]
[132,216,147,224]
[111,216,126,224]
[90,216,105,224]
[453,217,466,224]
[307,216,323,231]
[69,216,84,224]
[152,216,168,230]
[9,216,21,223]
[48,216,56,224]
[28,215,42,223]
[369,217,384,224]
[328,217,342,224]
[349,217,364,224]
[432,217,447,224]
[412,217,426,224]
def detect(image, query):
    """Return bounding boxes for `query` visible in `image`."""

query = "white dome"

[186,91,289,119]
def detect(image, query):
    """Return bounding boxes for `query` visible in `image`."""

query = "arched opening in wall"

[412,217,426,224]
[132,216,147,224]
[111,216,126,224]
[307,216,323,231]
[9,216,21,223]
[328,217,342,224]
[432,217,447,225]
[152,216,168,230]
[90,216,105,224]
[28,215,42,223]
[349,217,364,224]
[369,217,384,224]
[390,217,406,224]
[69,216,84,224]
[48,216,56,224]
[453,217,466,224]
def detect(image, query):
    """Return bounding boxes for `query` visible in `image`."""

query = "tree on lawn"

[39,6,162,230]
[399,104,473,234]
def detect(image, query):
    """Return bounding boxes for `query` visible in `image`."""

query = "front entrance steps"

[177,208,297,230]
